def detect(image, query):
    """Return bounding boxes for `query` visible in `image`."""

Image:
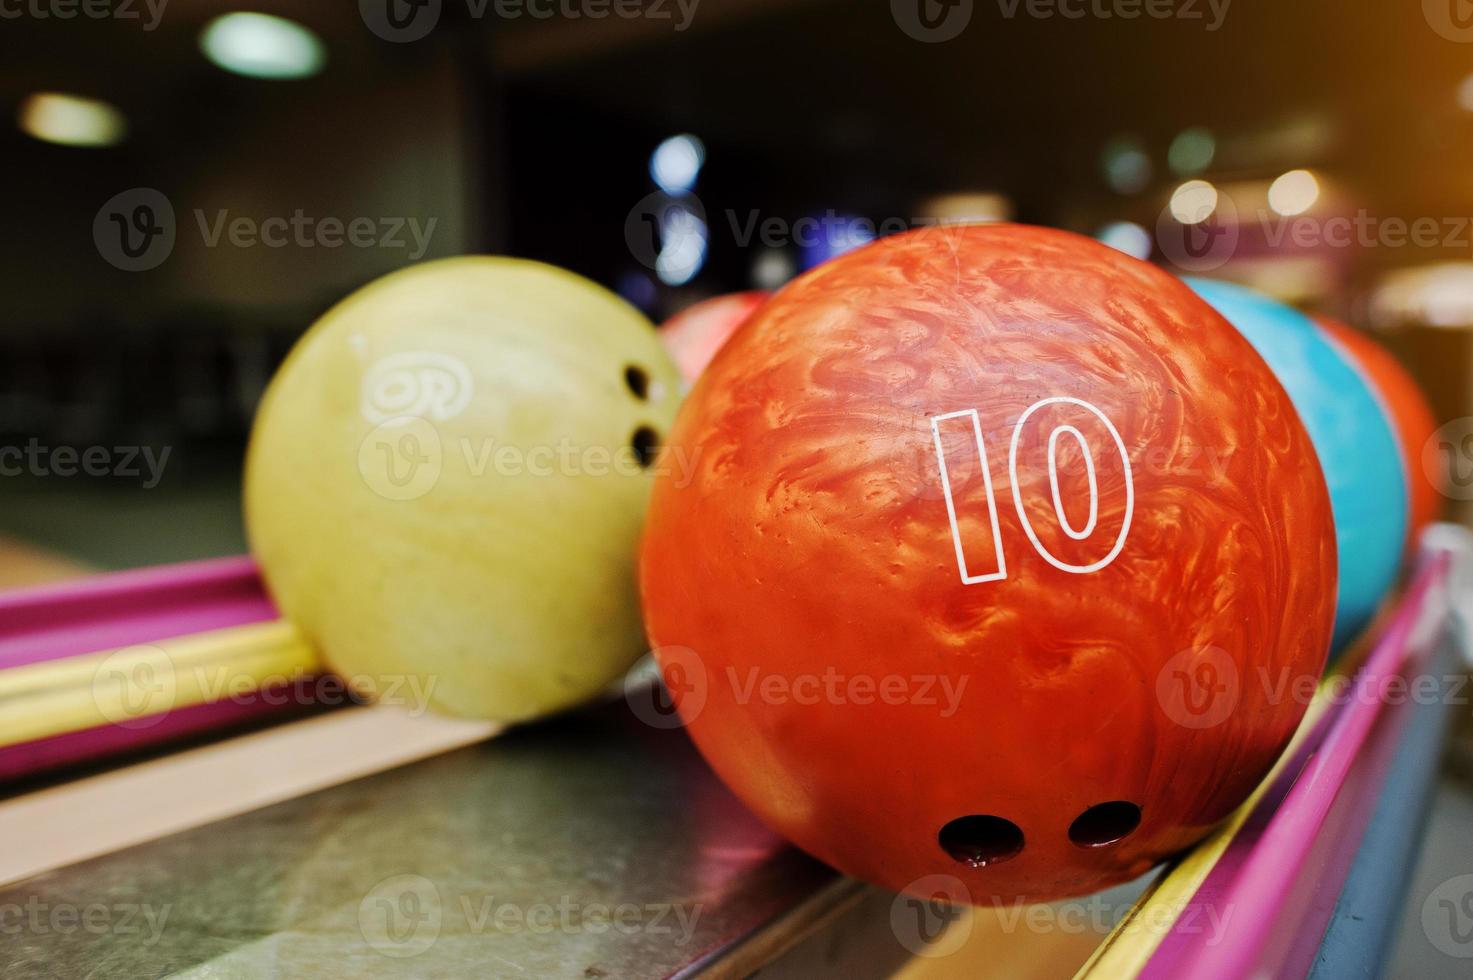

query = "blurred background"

[8,0,1473,567]
[5,2,1473,973]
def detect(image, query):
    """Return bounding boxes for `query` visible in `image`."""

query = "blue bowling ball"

[1187,278,1406,653]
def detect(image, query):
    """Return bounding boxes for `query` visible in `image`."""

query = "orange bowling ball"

[1313,316,1441,549]
[660,291,769,382]
[639,225,1336,902]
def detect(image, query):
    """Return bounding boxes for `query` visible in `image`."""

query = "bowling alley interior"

[8,2,1473,977]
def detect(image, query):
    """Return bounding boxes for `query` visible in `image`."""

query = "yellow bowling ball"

[245,256,682,722]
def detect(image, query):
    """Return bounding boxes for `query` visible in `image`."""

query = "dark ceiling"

[3,0,1468,213]
[2,0,1470,314]
[496,0,1470,213]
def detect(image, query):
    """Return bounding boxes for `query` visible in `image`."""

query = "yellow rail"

[0,620,323,747]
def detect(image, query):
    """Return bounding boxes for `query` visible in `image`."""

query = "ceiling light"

[18,92,126,147]
[200,13,325,80]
